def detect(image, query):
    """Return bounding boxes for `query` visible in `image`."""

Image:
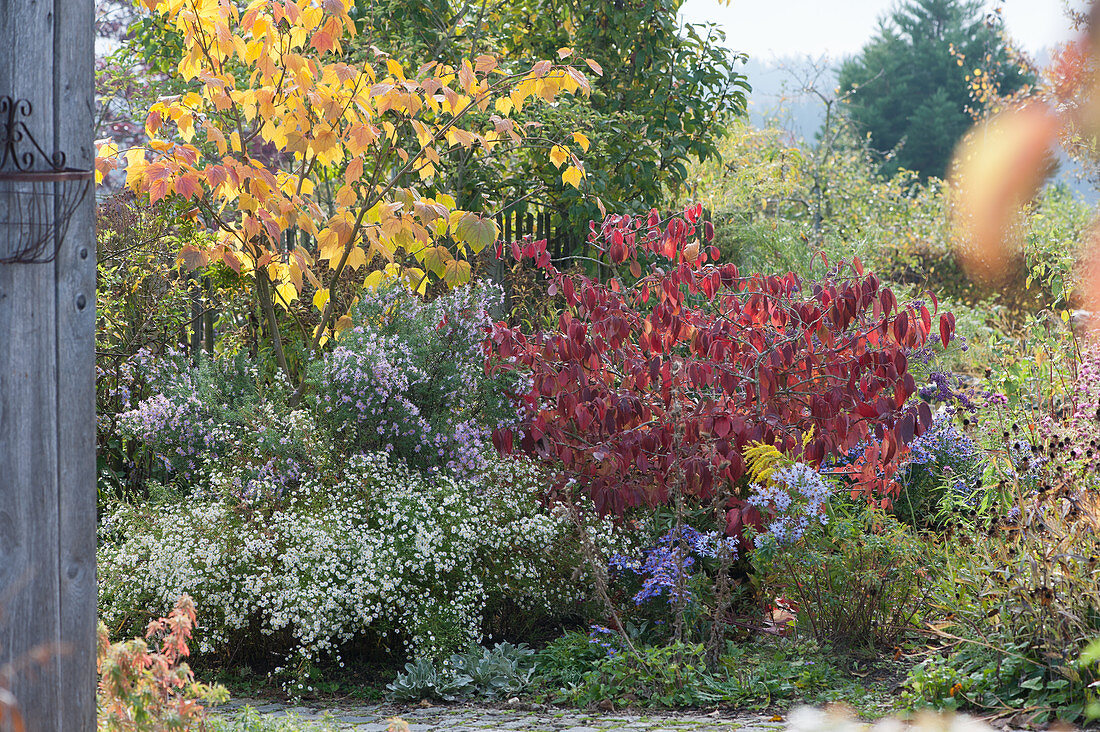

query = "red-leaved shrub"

[488,204,952,529]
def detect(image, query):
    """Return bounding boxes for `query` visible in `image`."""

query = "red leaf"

[897,412,915,444]
[939,313,952,348]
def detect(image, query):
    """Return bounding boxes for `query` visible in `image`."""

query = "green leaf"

[423,246,451,279]
[454,213,498,255]
[443,258,472,287]
[1018,676,1045,691]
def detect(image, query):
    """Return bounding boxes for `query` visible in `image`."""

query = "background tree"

[838,0,1032,179]
[351,0,749,238]
[96,0,593,383]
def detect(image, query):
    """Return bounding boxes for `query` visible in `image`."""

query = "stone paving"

[218,698,793,731]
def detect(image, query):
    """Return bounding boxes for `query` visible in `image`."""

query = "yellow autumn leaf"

[572,131,590,152]
[274,281,298,310]
[345,245,368,271]
[403,266,429,295]
[364,269,386,291]
[124,148,148,190]
[95,141,119,184]
[454,213,498,254]
[312,323,330,348]
[442,258,472,287]
[124,147,146,169]
[177,113,195,142]
[549,144,569,169]
[313,288,330,311]
[336,184,357,206]
[562,165,584,189]
[423,246,451,278]
[345,157,364,185]
[334,315,354,334]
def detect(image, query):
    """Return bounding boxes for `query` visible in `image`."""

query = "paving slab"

[213,700,795,731]
[210,700,1050,732]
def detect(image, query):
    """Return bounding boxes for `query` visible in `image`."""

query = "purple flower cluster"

[310,282,520,480]
[114,282,524,498]
[899,411,987,505]
[747,462,833,547]
[609,525,737,606]
[119,388,221,485]
[313,336,434,460]
[588,624,620,656]
[906,413,978,468]
[918,372,975,411]
[117,351,316,500]
[821,441,868,470]
[907,323,969,367]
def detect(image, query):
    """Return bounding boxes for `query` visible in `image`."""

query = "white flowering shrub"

[99,452,632,666]
[101,281,636,671]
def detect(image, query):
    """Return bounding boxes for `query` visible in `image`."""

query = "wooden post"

[204,277,215,355]
[0,1,97,731]
[189,274,202,360]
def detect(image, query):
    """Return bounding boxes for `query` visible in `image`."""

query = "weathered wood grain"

[0,1,95,730]
[54,0,97,728]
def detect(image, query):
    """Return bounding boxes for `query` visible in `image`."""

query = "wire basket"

[0,96,93,265]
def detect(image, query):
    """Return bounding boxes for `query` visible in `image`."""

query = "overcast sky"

[679,0,1080,62]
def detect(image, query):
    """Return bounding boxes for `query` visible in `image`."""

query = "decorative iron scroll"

[0,95,93,264]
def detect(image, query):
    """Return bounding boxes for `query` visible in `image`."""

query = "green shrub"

[565,642,715,708]
[710,637,892,711]
[906,507,1100,724]
[753,503,928,650]
[529,630,609,693]
[553,637,898,711]
[709,213,816,279]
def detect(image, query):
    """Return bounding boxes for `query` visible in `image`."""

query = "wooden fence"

[494,206,585,261]
[172,206,591,357]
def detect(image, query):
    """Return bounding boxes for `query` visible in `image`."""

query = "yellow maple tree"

[95,0,592,375]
